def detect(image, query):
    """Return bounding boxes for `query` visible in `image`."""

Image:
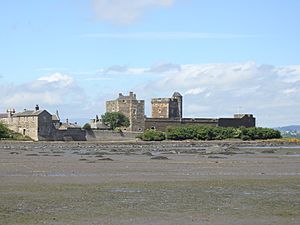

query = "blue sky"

[0,0,300,127]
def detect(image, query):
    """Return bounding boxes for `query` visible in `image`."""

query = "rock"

[151,155,169,160]
[262,149,276,154]
[98,157,113,161]
[208,155,227,159]
[205,145,225,154]
[142,152,153,156]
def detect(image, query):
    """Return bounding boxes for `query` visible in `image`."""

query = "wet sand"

[0,141,299,225]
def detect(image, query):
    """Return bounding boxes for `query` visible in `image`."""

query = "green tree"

[0,122,10,138]
[137,130,166,141]
[101,112,130,130]
[82,123,92,130]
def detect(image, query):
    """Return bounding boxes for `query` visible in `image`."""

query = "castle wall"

[145,118,219,131]
[218,116,256,128]
[85,130,140,141]
[51,128,87,141]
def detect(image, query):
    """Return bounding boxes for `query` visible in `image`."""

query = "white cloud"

[148,62,181,73]
[98,66,147,75]
[0,73,86,112]
[92,0,174,25]
[185,88,205,95]
[38,72,74,87]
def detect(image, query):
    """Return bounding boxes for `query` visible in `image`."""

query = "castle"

[106,92,255,132]
[0,91,255,141]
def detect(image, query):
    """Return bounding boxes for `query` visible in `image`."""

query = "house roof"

[172,92,182,97]
[59,123,81,129]
[0,113,8,119]
[52,114,60,121]
[13,110,47,117]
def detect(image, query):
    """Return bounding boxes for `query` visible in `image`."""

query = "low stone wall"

[86,130,141,141]
[145,118,218,131]
[51,128,87,141]
[218,117,256,128]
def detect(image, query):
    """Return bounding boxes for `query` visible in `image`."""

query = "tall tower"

[151,92,183,119]
[106,92,145,132]
[172,92,183,118]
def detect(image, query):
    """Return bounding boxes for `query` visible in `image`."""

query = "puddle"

[108,188,143,193]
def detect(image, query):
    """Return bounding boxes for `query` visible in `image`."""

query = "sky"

[0,0,300,127]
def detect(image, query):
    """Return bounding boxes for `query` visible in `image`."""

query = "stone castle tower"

[151,92,183,119]
[106,92,145,132]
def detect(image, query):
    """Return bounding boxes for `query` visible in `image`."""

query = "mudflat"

[0,141,299,225]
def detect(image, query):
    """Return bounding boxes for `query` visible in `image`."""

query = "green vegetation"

[0,122,32,141]
[137,130,166,141]
[0,122,10,139]
[138,126,281,141]
[82,123,92,130]
[101,112,130,130]
[239,127,281,140]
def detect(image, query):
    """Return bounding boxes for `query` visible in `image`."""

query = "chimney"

[35,104,39,111]
[56,110,60,120]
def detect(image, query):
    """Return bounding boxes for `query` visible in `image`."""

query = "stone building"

[0,105,86,141]
[106,92,145,132]
[0,105,56,141]
[151,92,182,119]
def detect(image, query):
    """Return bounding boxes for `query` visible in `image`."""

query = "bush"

[165,125,281,141]
[0,122,10,139]
[137,130,166,141]
[83,123,92,130]
[239,127,281,140]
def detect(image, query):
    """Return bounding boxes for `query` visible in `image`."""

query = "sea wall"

[49,128,87,141]
[85,130,141,141]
